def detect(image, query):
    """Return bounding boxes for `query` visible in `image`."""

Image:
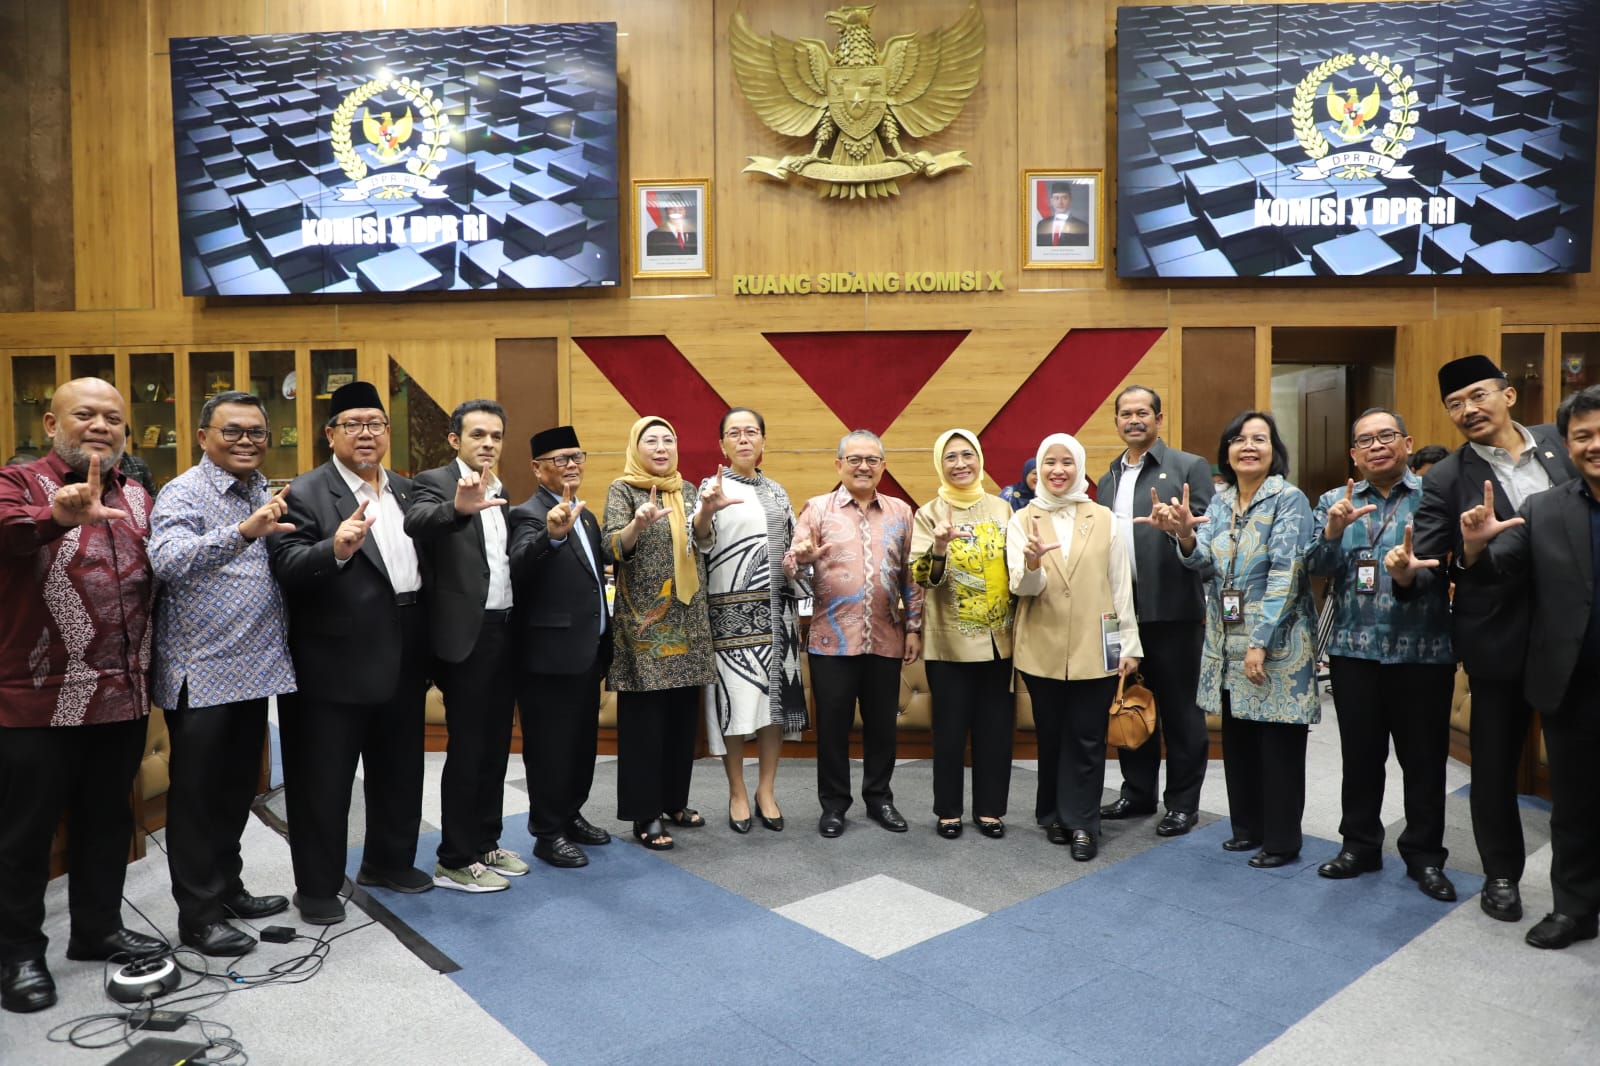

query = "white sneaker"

[432,862,509,893]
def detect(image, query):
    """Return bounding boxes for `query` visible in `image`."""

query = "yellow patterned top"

[910,494,1015,662]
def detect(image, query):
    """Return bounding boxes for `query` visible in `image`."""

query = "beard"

[53,437,125,474]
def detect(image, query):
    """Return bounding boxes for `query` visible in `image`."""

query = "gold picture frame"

[631,178,712,279]
[1022,169,1105,270]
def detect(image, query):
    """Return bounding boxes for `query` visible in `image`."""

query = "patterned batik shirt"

[149,455,295,709]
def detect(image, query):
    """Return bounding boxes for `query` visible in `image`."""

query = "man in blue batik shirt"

[1306,407,1456,903]
[149,391,297,958]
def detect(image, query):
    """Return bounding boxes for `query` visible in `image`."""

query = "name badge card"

[1221,588,1243,624]
[1354,557,1378,595]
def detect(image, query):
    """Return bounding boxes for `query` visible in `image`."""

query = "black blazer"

[269,460,417,701]
[1096,439,1214,624]
[404,463,508,665]
[1472,479,1597,713]
[1408,423,1576,679]
[507,485,613,676]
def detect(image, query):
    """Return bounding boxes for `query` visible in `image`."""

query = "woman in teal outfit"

[1149,410,1318,868]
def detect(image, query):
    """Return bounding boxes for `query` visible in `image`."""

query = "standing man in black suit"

[507,426,613,868]
[1457,384,1600,949]
[270,381,431,925]
[1407,354,1577,925]
[1097,385,1215,836]
[405,399,530,893]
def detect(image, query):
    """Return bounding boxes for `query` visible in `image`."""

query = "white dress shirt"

[456,459,512,610]
[1112,451,1145,582]
[332,456,421,593]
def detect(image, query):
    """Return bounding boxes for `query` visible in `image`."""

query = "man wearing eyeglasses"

[149,391,297,956]
[270,380,430,925]
[1404,354,1577,924]
[1306,408,1456,902]
[785,430,923,837]
[507,426,614,867]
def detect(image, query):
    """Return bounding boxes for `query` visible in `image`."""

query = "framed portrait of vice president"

[632,178,712,278]
[1023,169,1104,270]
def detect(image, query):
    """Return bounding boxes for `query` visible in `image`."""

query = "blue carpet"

[350,819,1474,1066]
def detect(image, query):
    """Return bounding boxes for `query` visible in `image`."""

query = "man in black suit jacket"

[1034,181,1089,247]
[404,400,529,893]
[1096,386,1215,836]
[645,195,698,257]
[507,426,614,867]
[1407,354,1577,924]
[1459,384,1600,950]
[270,381,430,925]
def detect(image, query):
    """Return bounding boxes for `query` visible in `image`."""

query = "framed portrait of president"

[1022,169,1103,270]
[632,178,712,278]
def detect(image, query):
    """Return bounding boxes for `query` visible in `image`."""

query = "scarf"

[933,428,987,509]
[619,415,698,605]
[1031,433,1092,512]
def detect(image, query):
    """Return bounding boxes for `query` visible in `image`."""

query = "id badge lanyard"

[1353,489,1403,596]
[1220,504,1245,625]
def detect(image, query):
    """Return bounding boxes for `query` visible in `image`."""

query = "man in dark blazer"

[1096,386,1215,836]
[1459,383,1600,950]
[1034,181,1089,247]
[404,399,528,893]
[1407,354,1577,924]
[270,381,431,925]
[507,425,614,868]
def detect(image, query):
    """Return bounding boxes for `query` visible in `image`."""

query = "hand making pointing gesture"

[1023,514,1061,570]
[633,485,672,529]
[453,460,506,515]
[334,498,375,561]
[1322,479,1379,541]
[50,455,128,528]
[546,484,585,540]
[1383,522,1439,586]
[1460,479,1522,564]
[931,499,971,556]
[698,466,744,515]
[239,484,296,541]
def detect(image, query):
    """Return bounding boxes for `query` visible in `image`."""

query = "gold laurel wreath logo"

[1292,52,1420,180]
[330,76,450,197]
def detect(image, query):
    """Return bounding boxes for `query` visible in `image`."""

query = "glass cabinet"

[186,351,237,470]
[9,355,58,459]
[128,352,178,491]
[1558,330,1600,402]
[309,348,358,468]
[248,349,299,483]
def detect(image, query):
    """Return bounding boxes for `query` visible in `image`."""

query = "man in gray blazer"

[1096,386,1215,836]
[1459,384,1600,950]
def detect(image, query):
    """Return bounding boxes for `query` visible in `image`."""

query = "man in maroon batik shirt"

[0,378,164,1015]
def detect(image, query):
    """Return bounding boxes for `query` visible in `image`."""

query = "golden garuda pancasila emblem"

[730,2,985,199]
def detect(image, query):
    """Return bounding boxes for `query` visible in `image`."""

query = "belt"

[395,591,419,606]
[483,607,512,622]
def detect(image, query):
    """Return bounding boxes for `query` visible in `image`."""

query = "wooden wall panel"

[2,0,73,313]
[1395,308,1503,456]
[151,0,266,45]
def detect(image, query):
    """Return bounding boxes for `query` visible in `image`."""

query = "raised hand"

[931,499,957,554]
[546,484,585,539]
[240,484,295,540]
[334,498,374,561]
[1460,479,1522,557]
[1383,522,1439,586]
[1157,482,1209,540]
[1322,479,1379,541]
[633,485,672,529]
[1024,514,1061,570]
[1133,487,1168,528]
[698,466,745,515]
[453,460,507,515]
[790,535,823,565]
[50,455,128,528]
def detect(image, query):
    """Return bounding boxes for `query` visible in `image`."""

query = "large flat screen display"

[170,23,619,295]
[1116,0,1598,277]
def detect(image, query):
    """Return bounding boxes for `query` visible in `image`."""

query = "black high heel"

[729,801,752,834]
[755,799,784,832]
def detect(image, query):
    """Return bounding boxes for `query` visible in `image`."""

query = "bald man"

[0,379,163,1014]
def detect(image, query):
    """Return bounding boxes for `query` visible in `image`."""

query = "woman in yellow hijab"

[603,416,715,850]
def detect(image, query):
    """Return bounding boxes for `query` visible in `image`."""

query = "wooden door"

[1394,308,1504,453]
[1298,366,1349,503]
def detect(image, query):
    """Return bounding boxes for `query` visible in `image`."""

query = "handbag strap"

[1115,671,1126,703]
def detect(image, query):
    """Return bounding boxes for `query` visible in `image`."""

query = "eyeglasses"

[205,425,269,444]
[842,455,885,468]
[723,428,763,441]
[1228,434,1272,447]
[942,450,978,464]
[1352,429,1402,449]
[536,452,586,467]
[335,420,390,436]
[638,436,676,449]
[1445,387,1504,415]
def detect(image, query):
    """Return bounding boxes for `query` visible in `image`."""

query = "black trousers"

[1465,673,1536,881]
[165,691,270,926]
[1220,693,1309,856]
[519,661,604,839]
[810,654,903,813]
[615,687,699,823]
[927,658,1015,819]
[1544,670,1600,918]
[1328,657,1453,870]
[1111,621,1208,814]
[0,717,145,963]
[1023,673,1118,837]
[434,617,518,868]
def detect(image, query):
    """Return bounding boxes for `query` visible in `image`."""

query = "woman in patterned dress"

[693,407,806,833]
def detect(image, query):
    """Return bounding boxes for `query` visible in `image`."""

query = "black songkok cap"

[530,425,581,458]
[329,380,384,417]
[1049,181,1072,196]
[1437,355,1507,400]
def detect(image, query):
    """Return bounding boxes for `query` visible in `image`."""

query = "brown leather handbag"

[1107,672,1158,749]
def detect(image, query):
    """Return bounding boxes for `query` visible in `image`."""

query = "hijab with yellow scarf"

[619,415,699,605]
[932,428,988,509]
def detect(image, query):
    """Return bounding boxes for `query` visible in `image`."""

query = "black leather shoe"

[1,958,55,1013]
[729,802,752,834]
[1155,811,1199,837]
[222,890,289,920]
[1100,797,1157,820]
[1409,866,1457,902]
[565,814,611,846]
[1525,912,1599,950]
[1221,836,1262,852]
[1070,830,1098,862]
[936,819,963,839]
[755,801,785,832]
[179,921,256,957]
[293,892,346,926]
[867,803,908,832]
[818,810,845,837]
[1318,851,1383,879]
[1480,878,1523,922]
[533,835,589,867]
[976,818,1005,839]
[356,864,433,893]
[1046,823,1070,845]
[64,928,166,962]
[1247,849,1299,869]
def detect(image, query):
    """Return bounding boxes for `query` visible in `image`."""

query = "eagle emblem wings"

[731,2,985,199]
[360,107,414,164]
[1325,83,1381,143]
